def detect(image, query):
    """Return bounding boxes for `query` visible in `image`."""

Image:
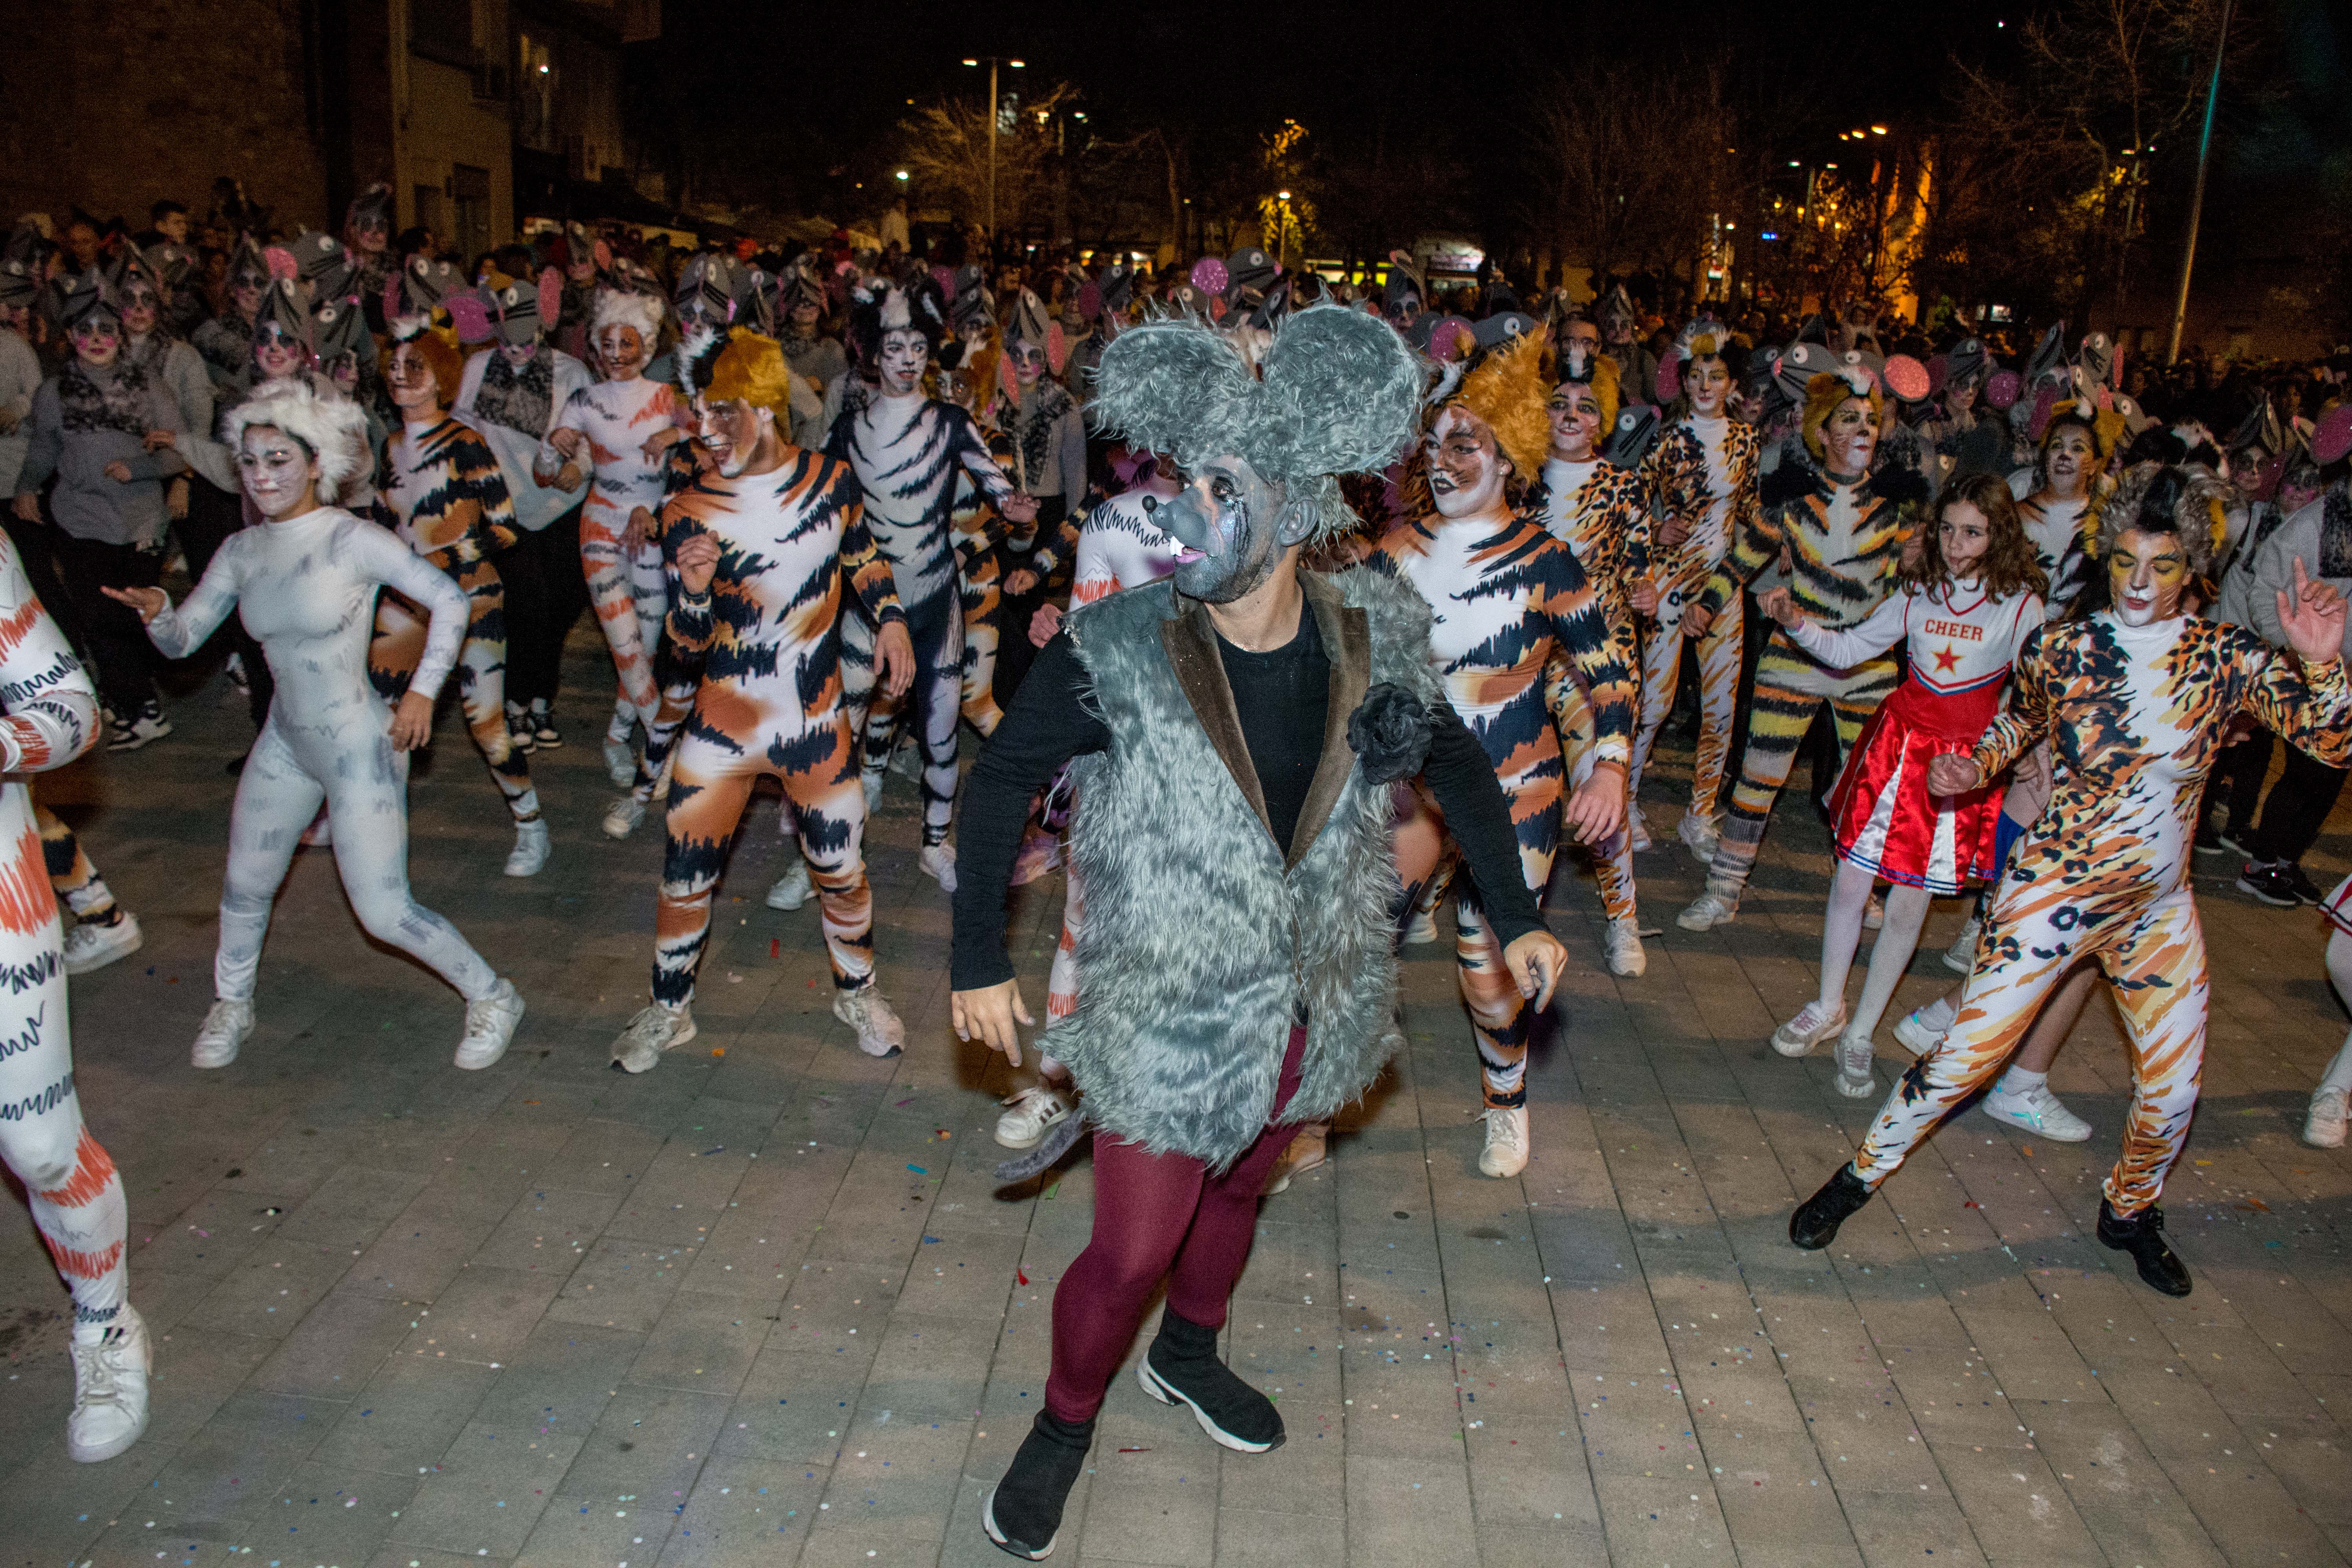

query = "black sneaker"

[2236,862,2299,907]
[1136,1307,1284,1452]
[2285,863,2324,906]
[1789,1164,1874,1250]
[530,704,562,748]
[2192,823,2227,855]
[2097,1198,2191,1297]
[505,706,536,754]
[2216,826,2256,857]
[982,1410,1093,1560]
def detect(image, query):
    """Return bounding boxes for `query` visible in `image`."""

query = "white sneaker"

[1628,801,1652,853]
[1833,1032,1878,1098]
[1982,1078,2094,1142]
[832,984,906,1057]
[862,769,884,811]
[767,860,813,911]
[456,978,526,1069]
[1677,811,1721,867]
[1942,917,1982,975]
[66,1308,150,1463]
[920,843,958,893]
[650,751,674,803]
[1605,914,1647,976]
[2305,1087,2350,1149]
[1863,893,1886,931]
[1676,891,1737,931]
[62,914,142,976]
[191,998,254,1069]
[994,1084,1073,1150]
[1771,999,1847,1058]
[1477,1105,1530,1178]
[603,737,637,788]
[1264,1121,1330,1194]
[504,818,550,877]
[1893,995,1958,1055]
[1404,907,1441,945]
[603,795,647,840]
[611,1001,695,1074]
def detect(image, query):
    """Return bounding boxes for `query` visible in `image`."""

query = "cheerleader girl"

[1761,473,2046,1096]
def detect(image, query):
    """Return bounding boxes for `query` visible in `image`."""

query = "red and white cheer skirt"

[1825,679,2005,895]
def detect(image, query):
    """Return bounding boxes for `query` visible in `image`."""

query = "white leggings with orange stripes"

[0,793,126,1338]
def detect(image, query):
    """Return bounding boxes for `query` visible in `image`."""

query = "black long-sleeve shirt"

[950,609,1549,992]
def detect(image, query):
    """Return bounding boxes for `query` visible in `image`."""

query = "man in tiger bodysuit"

[608,328,917,1071]
[1368,318,1639,1178]
[1677,368,1924,930]
[829,281,1034,893]
[373,326,548,877]
[1628,318,1758,861]
[1535,345,1651,976]
[1792,464,2352,1299]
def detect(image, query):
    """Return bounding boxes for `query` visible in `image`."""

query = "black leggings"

[497,508,586,710]
[2250,740,2350,869]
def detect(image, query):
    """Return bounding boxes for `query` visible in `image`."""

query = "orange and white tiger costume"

[1852,612,2352,1214]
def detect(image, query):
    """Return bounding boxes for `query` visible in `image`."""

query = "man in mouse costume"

[949,304,1572,1558]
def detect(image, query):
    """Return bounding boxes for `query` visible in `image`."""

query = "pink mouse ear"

[932,263,956,300]
[1190,257,1228,296]
[538,266,563,323]
[1985,368,2022,410]
[383,274,405,323]
[1047,321,1067,376]
[593,239,613,272]
[1882,354,1931,402]
[997,349,1019,411]
[1655,354,1682,404]
[446,294,492,343]
[263,246,299,283]
[1430,318,1472,362]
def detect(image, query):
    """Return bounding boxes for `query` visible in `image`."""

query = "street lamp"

[963,56,1025,250]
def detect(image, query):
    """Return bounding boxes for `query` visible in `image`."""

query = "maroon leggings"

[1043,1025,1308,1423]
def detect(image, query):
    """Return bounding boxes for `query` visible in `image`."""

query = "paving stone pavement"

[3,627,2351,1568]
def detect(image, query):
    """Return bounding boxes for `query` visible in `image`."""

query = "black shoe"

[2236,862,2299,907]
[1789,1164,1874,1250]
[505,707,537,754]
[983,1410,1093,1560]
[2285,863,2323,906]
[2097,1199,2192,1297]
[1138,1307,1284,1452]
[2193,824,2227,855]
[2216,826,2255,857]
[530,704,563,748]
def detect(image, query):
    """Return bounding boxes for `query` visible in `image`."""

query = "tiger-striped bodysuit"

[1852,614,2352,1214]
[551,374,681,745]
[368,417,540,825]
[1694,461,1913,907]
[652,449,905,1005]
[830,394,1018,847]
[2018,493,2092,621]
[0,533,127,1340]
[1368,509,1638,1108]
[1535,456,1650,921]
[37,803,121,928]
[1044,477,1185,1024]
[1631,415,1760,821]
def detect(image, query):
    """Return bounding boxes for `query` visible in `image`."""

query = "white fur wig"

[591,287,665,345]
[220,374,373,506]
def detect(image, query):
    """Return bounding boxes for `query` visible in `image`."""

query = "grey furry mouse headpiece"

[1089,303,1422,544]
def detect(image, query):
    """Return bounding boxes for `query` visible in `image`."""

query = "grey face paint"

[1155,454,1295,604]
[239,426,317,519]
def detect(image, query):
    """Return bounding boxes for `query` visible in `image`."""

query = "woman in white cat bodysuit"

[105,377,526,1071]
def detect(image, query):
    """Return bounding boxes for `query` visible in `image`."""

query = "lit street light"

[962,55,1026,249]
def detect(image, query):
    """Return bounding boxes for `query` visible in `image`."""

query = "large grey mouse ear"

[1091,316,1257,469]
[1256,303,1423,477]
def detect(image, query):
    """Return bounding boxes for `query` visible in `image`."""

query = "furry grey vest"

[1046,566,1444,1170]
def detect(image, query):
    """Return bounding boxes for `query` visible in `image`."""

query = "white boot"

[920,842,958,893]
[1605,915,1647,977]
[603,736,637,788]
[832,984,906,1057]
[456,979,526,1069]
[1477,1105,1530,1178]
[611,1001,695,1073]
[191,998,254,1069]
[66,1308,150,1463]
[504,818,550,878]
[767,860,813,911]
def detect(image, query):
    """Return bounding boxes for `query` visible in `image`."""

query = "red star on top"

[1931,645,1961,674]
